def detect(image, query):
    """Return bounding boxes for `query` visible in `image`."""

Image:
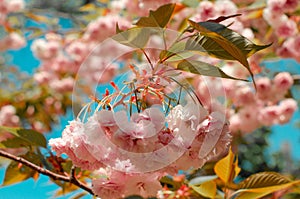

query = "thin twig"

[141,48,154,70]
[0,149,94,195]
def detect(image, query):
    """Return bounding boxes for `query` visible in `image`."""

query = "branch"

[0,149,94,195]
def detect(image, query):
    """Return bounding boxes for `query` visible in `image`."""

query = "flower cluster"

[0,0,26,51]
[0,0,25,24]
[195,72,298,134]
[31,15,132,92]
[228,72,297,133]
[50,102,231,197]
[50,62,231,197]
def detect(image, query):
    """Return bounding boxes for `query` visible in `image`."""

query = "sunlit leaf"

[135,4,175,28]
[191,180,217,198]
[214,148,240,185]
[54,183,79,197]
[70,192,87,199]
[2,152,41,186]
[239,172,291,189]
[0,126,47,148]
[2,161,30,186]
[24,13,49,23]
[189,175,218,186]
[112,27,151,48]
[232,172,300,199]
[177,60,247,81]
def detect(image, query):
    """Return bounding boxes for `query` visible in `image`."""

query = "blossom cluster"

[262,0,300,61]
[195,71,298,134]
[228,72,297,133]
[0,0,26,51]
[50,103,231,197]
[31,15,131,92]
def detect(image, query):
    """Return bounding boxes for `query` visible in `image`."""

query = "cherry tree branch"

[0,149,94,195]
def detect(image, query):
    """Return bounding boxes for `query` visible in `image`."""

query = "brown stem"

[0,149,94,196]
[141,48,154,70]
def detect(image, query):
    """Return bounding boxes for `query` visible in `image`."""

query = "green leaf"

[0,137,33,148]
[112,27,151,49]
[177,60,247,81]
[233,172,300,199]
[160,41,195,62]
[187,20,271,59]
[135,3,175,28]
[187,19,271,86]
[0,126,47,148]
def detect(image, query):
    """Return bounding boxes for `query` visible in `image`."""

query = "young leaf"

[177,60,247,81]
[135,4,175,28]
[2,152,41,186]
[0,126,47,148]
[214,148,240,185]
[232,172,300,199]
[2,161,31,186]
[112,27,151,49]
[191,180,217,198]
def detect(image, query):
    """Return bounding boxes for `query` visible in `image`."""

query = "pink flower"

[6,0,25,12]
[0,105,20,126]
[283,0,299,12]
[196,1,216,21]
[31,39,61,60]
[114,107,165,140]
[263,8,287,27]
[229,114,241,133]
[34,71,57,84]
[233,87,255,107]
[166,103,208,134]
[83,15,131,42]
[235,106,260,133]
[258,106,280,126]
[273,72,294,91]
[267,0,286,14]
[278,98,298,124]
[92,178,125,199]
[197,111,231,160]
[276,19,298,38]
[65,41,89,62]
[49,77,74,92]
[256,77,273,100]
[215,0,237,16]
[0,33,26,51]
[49,120,104,170]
